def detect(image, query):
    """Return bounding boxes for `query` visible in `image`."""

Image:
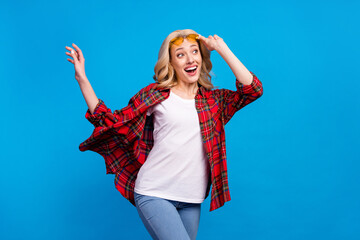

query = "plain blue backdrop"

[1,0,359,239]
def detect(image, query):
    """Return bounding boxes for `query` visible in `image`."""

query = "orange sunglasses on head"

[170,34,199,46]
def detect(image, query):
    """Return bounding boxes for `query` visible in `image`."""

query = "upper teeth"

[185,66,197,71]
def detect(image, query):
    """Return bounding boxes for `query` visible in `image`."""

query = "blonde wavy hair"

[153,29,214,90]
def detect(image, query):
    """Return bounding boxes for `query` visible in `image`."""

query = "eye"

[193,49,198,54]
[177,53,184,57]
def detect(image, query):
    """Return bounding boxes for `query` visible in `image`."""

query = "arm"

[213,73,263,124]
[65,43,99,114]
[198,34,253,85]
[199,34,263,124]
[77,77,99,115]
[79,84,152,175]
[216,41,253,85]
[84,83,153,128]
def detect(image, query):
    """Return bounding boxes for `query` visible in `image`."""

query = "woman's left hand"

[198,34,226,52]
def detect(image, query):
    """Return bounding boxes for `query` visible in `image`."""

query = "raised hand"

[198,34,253,85]
[198,34,227,52]
[65,43,87,82]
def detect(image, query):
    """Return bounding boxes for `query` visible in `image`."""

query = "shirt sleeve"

[213,71,263,125]
[79,87,147,174]
[84,84,146,128]
[84,99,117,128]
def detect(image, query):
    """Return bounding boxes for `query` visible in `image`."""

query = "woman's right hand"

[65,43,87,82]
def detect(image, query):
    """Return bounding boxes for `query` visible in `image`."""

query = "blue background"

[1,0,359,239]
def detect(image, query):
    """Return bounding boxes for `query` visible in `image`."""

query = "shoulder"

[199,85,218,99]
[142,82,159,92]
[129,82,161,103]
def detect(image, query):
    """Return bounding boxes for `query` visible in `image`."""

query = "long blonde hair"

[153,29,214,90]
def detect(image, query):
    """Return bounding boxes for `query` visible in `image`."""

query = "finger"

[72,43,84,60]
[65,46,76,53]
[67,58,74,64]
[74,50,79,58]
[214,34,220,40]
[70,50,79,63]
[197,34,207,42]
[66,46,79,58]
[66,51,78,62]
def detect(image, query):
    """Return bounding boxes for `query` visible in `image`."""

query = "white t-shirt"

[134,89,210,203]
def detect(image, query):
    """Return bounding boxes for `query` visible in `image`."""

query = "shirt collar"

[156,82,206,97]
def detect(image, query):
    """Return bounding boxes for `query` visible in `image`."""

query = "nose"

[186,54,195,64]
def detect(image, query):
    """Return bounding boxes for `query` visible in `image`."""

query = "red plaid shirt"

[79,71,263,211]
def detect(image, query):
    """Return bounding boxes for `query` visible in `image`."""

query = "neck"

[172,81,199,95]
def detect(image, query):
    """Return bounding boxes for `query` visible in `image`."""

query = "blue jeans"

[134,192,201,240]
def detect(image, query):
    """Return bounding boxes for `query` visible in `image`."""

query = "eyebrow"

[175,44,198,52]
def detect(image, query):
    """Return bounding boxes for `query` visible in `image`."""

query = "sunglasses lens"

[173,37,183,45]
[170,37,183,46]
[186,34,199,42]
[170,34,199,46]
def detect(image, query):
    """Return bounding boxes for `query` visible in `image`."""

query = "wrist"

[215,41,230,56]
[77,75,88,84]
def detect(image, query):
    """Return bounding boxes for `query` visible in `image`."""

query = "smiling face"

[169,38,202,85]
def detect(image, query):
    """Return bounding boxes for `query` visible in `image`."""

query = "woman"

[65,29,263,240]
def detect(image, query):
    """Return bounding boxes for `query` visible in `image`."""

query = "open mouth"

[184,66,198,75]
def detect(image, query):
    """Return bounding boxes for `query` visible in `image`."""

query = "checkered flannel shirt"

[79,71,263,211]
